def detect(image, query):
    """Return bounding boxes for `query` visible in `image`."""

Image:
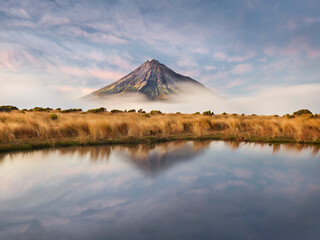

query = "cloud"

[231,63,252,74]
[39,15,70,26]
[59,66,124,80]
[177,58,199,68]
[57,26,128,44]
[0,0,320,111]
[213,52,253,63]
[203,65,217,71]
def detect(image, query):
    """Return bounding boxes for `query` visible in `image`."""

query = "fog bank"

[1,83,320,115]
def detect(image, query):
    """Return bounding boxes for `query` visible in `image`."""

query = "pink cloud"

[224,78,247,88]
[60,66,85,76]
[80,87,98,95]
[203,65,217,71]
[177,58,199,68]
[59,66,124,80]
[0,50,43,71]
[231,63,252,74]
[213,52,253,63]
[304,16,320,24]
[39,15,70,26]
[213,52,227,61]
[264,37,320,59]
[0,51,15,70]
[89,69,123,80]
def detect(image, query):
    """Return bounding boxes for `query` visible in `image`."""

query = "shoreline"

[1,134,319,153]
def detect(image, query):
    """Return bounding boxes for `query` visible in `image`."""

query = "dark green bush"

[193,112,200,115]
[49,113,58,120]
[0,105,19,112]
[285,114,294,118]
[222,112,227,115]
[128,109,136,112]
[176,112,181,114]
[293,109,312,115]
[111,109,122,113]
[150,110,162,114]
[31,107,52,112]
[61,108,82,113]
[203,111,214,116]
[87,107,106,113]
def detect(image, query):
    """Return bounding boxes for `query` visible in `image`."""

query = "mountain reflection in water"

[0,141,319,240]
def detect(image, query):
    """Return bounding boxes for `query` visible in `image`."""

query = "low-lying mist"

[81,83,320,115]
[2,83,320,115]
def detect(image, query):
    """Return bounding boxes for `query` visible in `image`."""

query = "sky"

[0,0,320,112]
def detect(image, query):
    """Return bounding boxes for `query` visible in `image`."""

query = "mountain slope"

[88,59,209,100]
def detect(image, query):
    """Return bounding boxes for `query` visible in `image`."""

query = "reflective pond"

[0,141,320,240]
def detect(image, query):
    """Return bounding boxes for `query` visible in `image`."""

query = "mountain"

[87,59,209,100]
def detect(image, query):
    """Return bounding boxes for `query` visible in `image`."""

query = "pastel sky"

[0,0,320,109]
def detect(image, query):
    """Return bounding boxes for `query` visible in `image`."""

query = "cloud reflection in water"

[0,141,319,240]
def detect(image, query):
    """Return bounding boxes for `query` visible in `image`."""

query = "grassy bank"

[0,110,320,152]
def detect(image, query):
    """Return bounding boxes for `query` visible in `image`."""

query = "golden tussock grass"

[0,111,319,150]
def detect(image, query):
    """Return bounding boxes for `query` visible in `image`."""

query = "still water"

[0,141,320,240]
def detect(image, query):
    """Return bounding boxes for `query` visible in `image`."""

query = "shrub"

[293,109,312,115]
[193,112,200,115]
[87,107,106,113]
[111,109,122,113]
[128,109,136,112]
[138,108,144,113]
[241,114,245,116]
[61,108,82,113]
[232,113,237,116]
[31,107,52,112]
[142,113,151,118]
[0,105,19,112]
[49,113,58,120]
[222,112,227,115]
[285,114,294,118]
[203,111,214,116]
[150,110,162,114]
[149,130,156,135]
[176,112,181,114]
[56,108,61,111]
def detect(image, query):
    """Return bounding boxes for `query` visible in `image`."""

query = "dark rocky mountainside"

[88,59,209,100]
